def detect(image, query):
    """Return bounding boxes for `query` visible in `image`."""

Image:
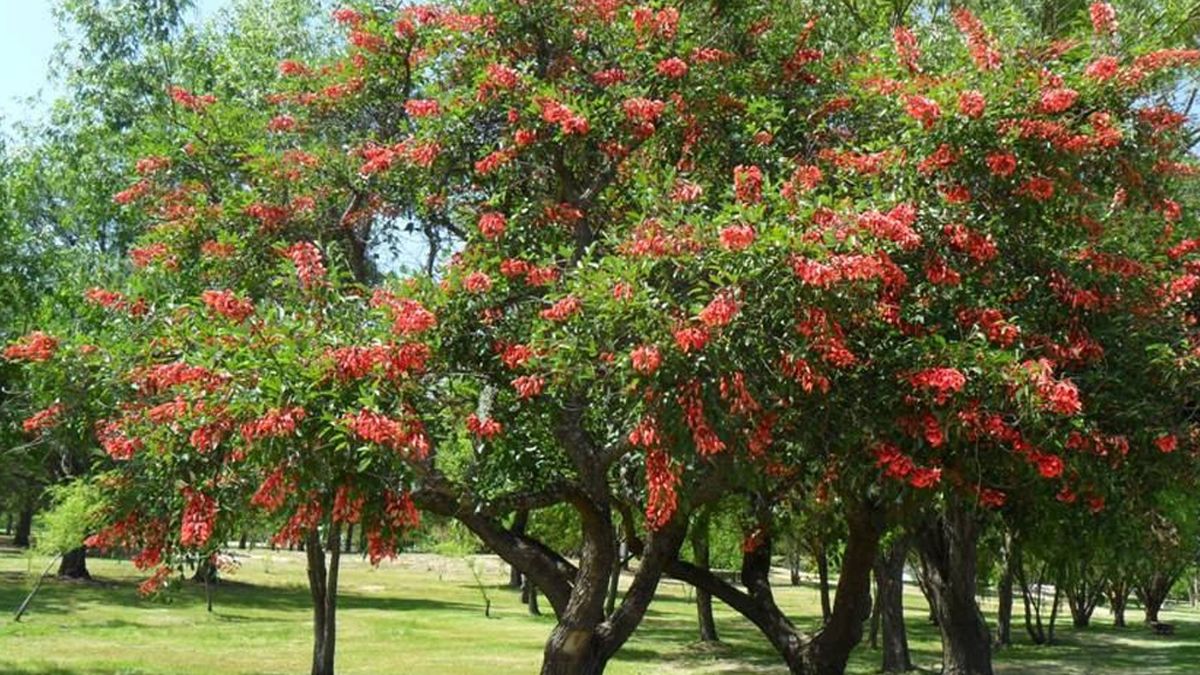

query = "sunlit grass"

[0,543,1196,674]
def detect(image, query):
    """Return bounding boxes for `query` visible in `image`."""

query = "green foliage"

[35,479,106,556]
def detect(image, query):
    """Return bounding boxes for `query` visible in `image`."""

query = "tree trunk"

[692,510,719,643]
[58,546,91,580]
[511,510,529,590]
[4,512,11,535]
[790,551,802,586]
[816,543,833,624]
[306,525,341,675]
[875,537,912,673]
[1137,571,1176,624]
[1017,558,1046,645]
[14,504,34,548]
[539,498,617,675]
[916,501,993,675]
[1108,578,1128,628]
[994,533,1014,647]
[526,578,542,616]
[1047,583,1061,644]
[238,532,248,550]
[343,523,354,554]
[604,537,625,617]
[869,580,882,650]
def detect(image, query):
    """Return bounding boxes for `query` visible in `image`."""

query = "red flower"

[892,26,922,73]
[4,332,59,362]
[644,448,678,530]
[1035,454,1064,479]
[655,57,688,79]
[463,271,493,294]
[404,99,441,118]
[1018,176,1055,201]
[733,165,763,204]
[1090,2,1118,34]
[283,241,327,290]
[540,295,582,321]
[478,212,507,240]
[673,326,710,354]
[904,94,941,129]
[201,289,254,322]
[1039,88,1079,114]
[466,413,503,439]
[1154,434,1178,453]
[719,224,756,251]
[958,90,986,118]
[985,152,1017,178]
[1085,56,1120,81]
[909,367,967,403]
[180,488,217,548]
[698,290,740,328]
[512,375,545,399]
[631,345,662,374]
[22,404,64,435]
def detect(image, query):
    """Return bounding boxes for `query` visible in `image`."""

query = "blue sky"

[0,0,227,127]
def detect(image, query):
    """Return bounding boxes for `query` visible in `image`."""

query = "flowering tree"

[8,2,1200,675]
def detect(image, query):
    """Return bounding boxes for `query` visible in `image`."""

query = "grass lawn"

[1,542,1197,674]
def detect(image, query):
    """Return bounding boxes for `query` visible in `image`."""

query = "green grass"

[0,542,1197,674]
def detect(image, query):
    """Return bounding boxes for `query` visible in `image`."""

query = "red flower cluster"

[466,413,503,439]
[719,224,756,251]
[904,95,941,129]
[908,367,967,404]
[678,382,726,455]
[201,289,255,322]
[478,212,507,240]
[283,241,327,290]
[644,448,678,530]
[540,295,582,321]
[673,326,710,354]
[631,344,662,375]
[1020,359,1083,416]
[1090,2,1118,34]
[4,331,59,362]
[698,289,740,328]
[370,290,437,334]
[179,487,217,548]
[872,443,941,489]
[241,407,307,443]
[538,98,589,136]
[22,404,64,435]
[892,26,921,73]
[96,420,143,460]
[168,86,216,112]
[656,57,688,79]
[512,375,545,399]
[733,165,763,204]
[251,467,292,512]
[951,8,1002,71]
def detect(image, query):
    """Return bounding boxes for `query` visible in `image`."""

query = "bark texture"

[916,503,993,675]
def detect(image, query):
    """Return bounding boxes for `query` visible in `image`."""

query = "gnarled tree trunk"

[510,510,529,590]
[916,502,993,675]
[1136,571,1176,624]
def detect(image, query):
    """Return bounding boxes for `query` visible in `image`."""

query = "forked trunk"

[916,502,993,675]
[306,525,341,675]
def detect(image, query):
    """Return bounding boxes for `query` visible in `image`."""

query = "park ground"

[0,542,1197,674]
